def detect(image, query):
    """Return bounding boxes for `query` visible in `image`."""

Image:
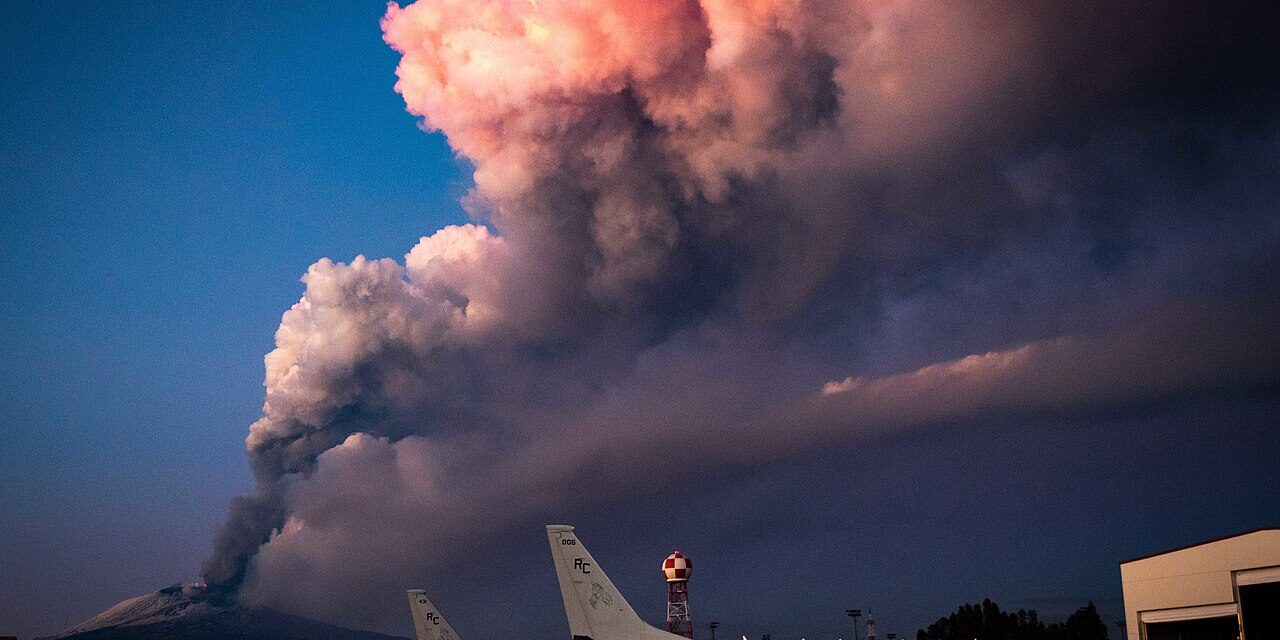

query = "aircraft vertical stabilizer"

[546,525,690,640]
[406,589,463,640]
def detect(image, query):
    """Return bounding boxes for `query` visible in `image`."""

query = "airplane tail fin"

[406,589,462,640]
[546,525,685,640]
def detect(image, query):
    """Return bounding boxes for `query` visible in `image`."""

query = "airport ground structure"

[1120,527,1280,640]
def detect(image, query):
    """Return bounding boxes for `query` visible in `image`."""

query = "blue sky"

[2,2,1278,640]
[1,2,465,633]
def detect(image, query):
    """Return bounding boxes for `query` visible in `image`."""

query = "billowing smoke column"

[201,0,1280,621]
[203,0,847,590]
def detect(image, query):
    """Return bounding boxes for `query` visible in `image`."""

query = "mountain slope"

[40,584,409,640]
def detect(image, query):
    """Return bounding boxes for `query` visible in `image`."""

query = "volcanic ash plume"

[203,0,851,591]
[201,0,1280,626]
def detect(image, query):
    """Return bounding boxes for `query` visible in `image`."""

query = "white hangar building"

[1120,527,1280,640]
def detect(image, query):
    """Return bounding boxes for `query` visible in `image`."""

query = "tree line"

[916,599,1110,640]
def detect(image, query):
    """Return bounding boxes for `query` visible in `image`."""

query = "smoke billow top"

[202,0,1280,626]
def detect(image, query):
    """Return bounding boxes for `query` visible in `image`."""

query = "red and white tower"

[663,550,693,639]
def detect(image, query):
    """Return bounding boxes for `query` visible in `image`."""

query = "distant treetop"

[916,599,1108,640]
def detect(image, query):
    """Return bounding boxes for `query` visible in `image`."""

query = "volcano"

[38,584,409,640]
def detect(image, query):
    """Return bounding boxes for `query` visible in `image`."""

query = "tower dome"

[662,550,692,583]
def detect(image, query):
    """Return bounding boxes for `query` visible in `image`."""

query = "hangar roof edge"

[1120,527,1280,565]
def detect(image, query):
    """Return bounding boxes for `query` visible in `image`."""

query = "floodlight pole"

[846,609,862,640]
